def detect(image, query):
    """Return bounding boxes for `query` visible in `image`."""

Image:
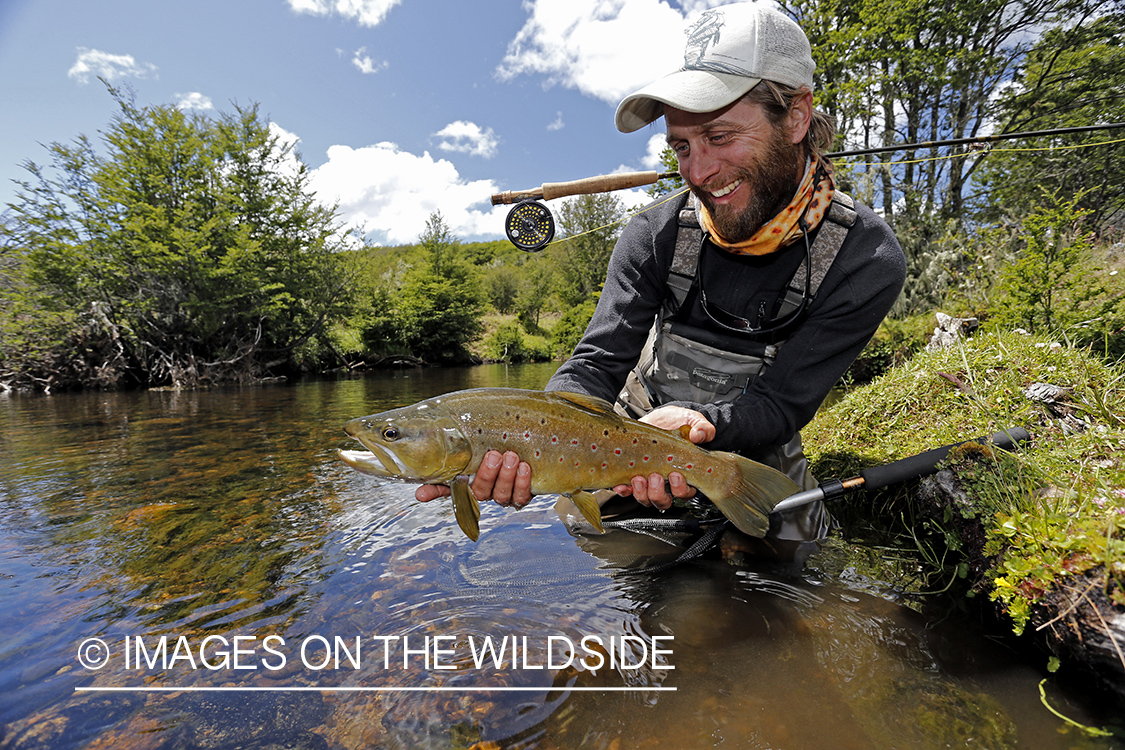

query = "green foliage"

[841,312,934,385]
[805,330,1125,635]
[552,193,625,308]
[379,211,486,365]
[975,11,1125,230]
[987,192,1124,358]
[2,86,351,389]
[550,298,597,359]
[645,145,685,198]
[481,320,551,363]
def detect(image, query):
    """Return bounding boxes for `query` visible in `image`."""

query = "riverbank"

[804,328,1125,694]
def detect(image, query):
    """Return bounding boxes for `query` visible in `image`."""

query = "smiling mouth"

[709,179,742,198]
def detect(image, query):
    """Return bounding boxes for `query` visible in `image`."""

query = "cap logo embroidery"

[683,10,754,77]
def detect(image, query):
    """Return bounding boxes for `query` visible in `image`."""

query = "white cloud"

[547,111,565,131]
[67,48,158,84]
[352,47,388,74]
[175,92,213,110]
[641,132,669,170]
[433,121,499,159]
[496,0,689,104]
[288,0,401,27]
[308,141,505,244]
[268,122,305,180]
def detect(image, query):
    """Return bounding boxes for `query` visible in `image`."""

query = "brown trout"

[337,388,798,541]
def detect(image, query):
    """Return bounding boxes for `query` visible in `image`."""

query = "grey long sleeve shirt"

[546,191,906,455]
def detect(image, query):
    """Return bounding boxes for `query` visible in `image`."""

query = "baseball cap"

[614,3,815,133]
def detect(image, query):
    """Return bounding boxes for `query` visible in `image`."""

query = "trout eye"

[382,426,400,441]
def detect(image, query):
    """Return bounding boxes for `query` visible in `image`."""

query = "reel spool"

[504,200,555,252]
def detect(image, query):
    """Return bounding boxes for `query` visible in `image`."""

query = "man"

[418,2,906,552]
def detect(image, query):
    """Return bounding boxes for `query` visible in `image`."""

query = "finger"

[490,451,521,505]
[668,471,696,499]
[648,473,673,510]
[631,475,650,506]
[470,451,503,503]
[689,419,716,444]
[512,461,533,507]
[415,484,450,502]
[613,484,634,497]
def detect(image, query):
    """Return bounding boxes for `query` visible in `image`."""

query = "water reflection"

[0,364,1121,749]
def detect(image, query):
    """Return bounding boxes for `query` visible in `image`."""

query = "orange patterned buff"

[699,155,835,256]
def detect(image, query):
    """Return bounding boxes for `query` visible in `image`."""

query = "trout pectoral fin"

[451,478,481,542]
[567,491,605,534]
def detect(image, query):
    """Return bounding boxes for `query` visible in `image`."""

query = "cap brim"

[614,69,762,133]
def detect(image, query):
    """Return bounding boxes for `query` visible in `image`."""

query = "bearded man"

[419,2,906,557]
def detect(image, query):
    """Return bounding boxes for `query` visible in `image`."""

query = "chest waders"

[615,191,857,542]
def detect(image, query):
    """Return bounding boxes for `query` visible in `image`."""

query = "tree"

[392,211,485,364]
[2,86,351,390]
[782,0,1108,225]
[552,193,625,307]
[974,10,1125,230]
[989,191,1123,345]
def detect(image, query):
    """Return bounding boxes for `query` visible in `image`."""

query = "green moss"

[805,330,1125,634]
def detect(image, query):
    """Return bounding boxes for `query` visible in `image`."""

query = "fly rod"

[492,170,678,252]
[770,426,1031,514]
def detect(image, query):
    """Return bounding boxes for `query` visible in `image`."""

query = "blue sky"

[0,0,731,245]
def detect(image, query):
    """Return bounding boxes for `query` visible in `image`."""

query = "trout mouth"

[337,442,407,477]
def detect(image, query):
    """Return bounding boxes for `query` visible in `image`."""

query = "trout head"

[338,402,472,484]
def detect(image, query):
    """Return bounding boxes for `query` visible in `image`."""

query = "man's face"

[665,98,803,243]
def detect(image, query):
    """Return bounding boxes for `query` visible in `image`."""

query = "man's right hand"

[415,450,533,508]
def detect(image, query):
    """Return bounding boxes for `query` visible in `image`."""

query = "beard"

[689,125,804,244]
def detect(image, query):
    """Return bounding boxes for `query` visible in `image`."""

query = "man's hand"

[612,406,715,510]
[415,450,532,507]
[415,405,715,512]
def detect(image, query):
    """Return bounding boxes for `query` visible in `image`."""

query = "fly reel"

[504,200,555,252]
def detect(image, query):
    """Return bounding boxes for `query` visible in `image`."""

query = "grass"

[804,329,1125,635]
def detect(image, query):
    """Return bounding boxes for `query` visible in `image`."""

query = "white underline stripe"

[75,686,675,693]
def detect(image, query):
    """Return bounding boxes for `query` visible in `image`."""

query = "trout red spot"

[524,431,531,439]
[614,449,622,455]
[590,444,597,452]
[551,437,558,443]
[686,463,694,469]
[667,456,673,462]
[629,461,635,467]
[571,439,579,445]
[643,456,650,462]
[534,450,541,458]
[601,462,608,469]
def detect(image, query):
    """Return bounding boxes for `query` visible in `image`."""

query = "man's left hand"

[612,406,715,509]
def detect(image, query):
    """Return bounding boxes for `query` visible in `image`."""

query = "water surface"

[1,364,1121,749]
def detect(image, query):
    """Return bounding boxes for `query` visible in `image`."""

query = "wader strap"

[776,191,857,319]
[668,194,702,310]
[669,192,857,319]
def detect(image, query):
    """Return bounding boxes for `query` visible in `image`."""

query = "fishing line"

[494,122,1124,251]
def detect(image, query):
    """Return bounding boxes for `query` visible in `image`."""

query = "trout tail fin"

[708,453,800,537]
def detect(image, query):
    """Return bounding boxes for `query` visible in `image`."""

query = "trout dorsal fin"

[552,391,616,415]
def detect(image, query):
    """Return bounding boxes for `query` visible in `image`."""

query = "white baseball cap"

[615,3,815,133]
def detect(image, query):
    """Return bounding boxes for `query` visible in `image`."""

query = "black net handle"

[857,427,1030,492]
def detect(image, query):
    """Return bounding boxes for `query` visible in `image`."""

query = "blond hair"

[743,80,835,159]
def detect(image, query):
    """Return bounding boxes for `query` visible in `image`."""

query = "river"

[1,364,1121,749]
